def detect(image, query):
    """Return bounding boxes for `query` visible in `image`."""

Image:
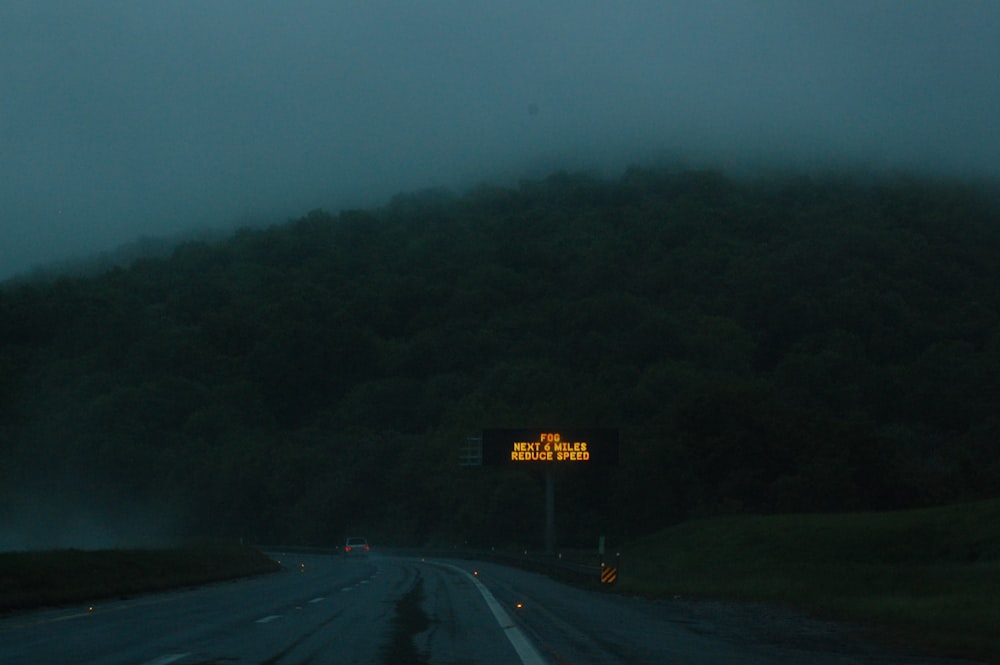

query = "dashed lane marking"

[255,615,283,624]
[1,594,185,630]
[142,655,189,665]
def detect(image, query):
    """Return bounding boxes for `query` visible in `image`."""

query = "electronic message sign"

[481,429,619,466]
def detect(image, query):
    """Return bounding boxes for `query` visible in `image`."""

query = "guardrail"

[453,548,622,588]
[256,544,622,587]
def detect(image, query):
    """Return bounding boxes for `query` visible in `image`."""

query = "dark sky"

[3,1,999,278]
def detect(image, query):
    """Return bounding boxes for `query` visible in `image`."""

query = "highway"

[0,553,981,664]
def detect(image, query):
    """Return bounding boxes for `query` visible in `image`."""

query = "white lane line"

[436,563,547,665]
[142,655,189,665]
[255,615,283,624]
[309,597,325,604]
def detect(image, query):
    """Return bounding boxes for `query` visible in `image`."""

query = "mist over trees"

[2,167,999,549]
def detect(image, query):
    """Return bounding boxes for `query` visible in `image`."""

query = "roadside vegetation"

[621,498,1000,661]
[0,542,279,613]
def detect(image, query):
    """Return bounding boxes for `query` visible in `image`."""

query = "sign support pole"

[545,466,555,555]
[477,429,619,556]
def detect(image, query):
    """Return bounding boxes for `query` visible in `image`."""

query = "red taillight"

[345,546,352,552]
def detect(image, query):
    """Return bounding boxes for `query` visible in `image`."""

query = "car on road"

[344,536,370,557]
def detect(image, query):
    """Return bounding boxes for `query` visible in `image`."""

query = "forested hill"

[2,168,1000,548]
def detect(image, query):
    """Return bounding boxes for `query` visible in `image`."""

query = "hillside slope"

[622,498,1000,660]
[2,167,999,548]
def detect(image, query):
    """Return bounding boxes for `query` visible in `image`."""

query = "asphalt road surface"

[0,553,983,664]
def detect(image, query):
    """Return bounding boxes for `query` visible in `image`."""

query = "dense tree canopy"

[2,167,999,548]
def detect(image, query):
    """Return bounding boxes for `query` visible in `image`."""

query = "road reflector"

[601,566,617,584]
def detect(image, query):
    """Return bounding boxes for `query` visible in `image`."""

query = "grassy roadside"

[618,498,1000,662]
[0,541,280,613]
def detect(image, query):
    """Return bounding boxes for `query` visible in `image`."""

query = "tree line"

[2,167,999,548]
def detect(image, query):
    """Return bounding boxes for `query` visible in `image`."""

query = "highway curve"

[0,553,983,664]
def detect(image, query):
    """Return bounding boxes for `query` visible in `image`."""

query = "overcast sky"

[3,1,999,278]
